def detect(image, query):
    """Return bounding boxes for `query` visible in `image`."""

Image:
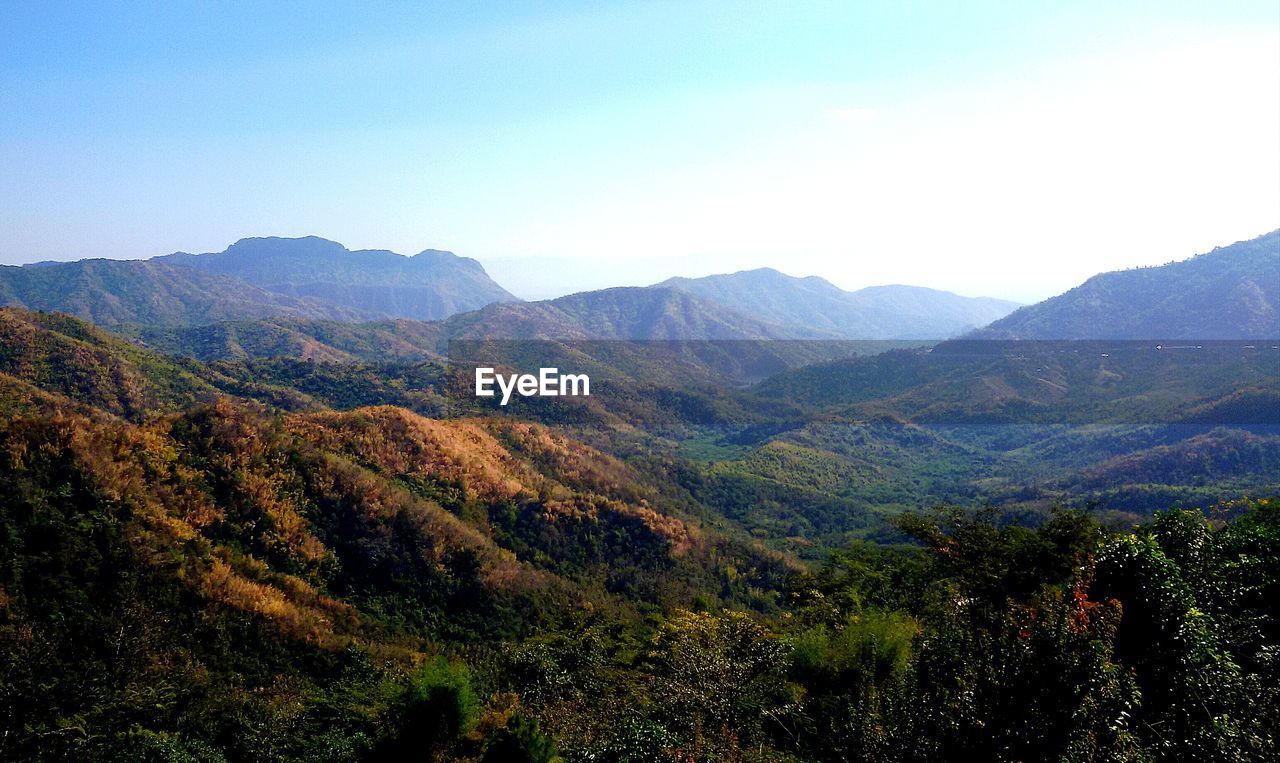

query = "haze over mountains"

[658,268,1022,339]
[0,231,1276,344]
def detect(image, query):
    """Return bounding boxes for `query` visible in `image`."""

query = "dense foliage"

[1,422,1275,761]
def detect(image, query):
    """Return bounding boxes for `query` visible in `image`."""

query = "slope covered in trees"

[0,258,371,326]
[971,230,1280,339]
[2,392,1275,759]
[0,304,1276,759]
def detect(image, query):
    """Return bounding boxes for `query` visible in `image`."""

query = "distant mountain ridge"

[155,236,518,321]
[0,258,371,326]
[8,231,1274,345]
[131,286,825,364]
[971,229,1280,339]
[441,286,835,341]
[656,268,1020,339]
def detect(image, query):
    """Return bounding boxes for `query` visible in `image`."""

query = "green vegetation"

[2,414,1274,760]
[0,305,1275,759]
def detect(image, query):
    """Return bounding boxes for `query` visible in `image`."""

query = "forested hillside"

[0,259,372,326]
[0,306,1276,759]
[972,230,1280,339]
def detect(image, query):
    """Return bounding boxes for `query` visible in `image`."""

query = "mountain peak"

[223,235,349,257]
[970,229,1279,339]
[150,236,517,321]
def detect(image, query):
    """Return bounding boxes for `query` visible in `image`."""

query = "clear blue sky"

[3,1,1277,301]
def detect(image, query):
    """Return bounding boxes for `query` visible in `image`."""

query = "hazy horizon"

[3,2,1278,303]
[10,227,1279,304]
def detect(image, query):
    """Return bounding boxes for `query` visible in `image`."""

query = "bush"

[380,657,478,758]
[482,714,559,763]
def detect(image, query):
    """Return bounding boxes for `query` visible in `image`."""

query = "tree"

[380,657,478,760]
[482,714,559,763]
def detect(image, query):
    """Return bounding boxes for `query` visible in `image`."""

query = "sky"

[2,1,1277,302]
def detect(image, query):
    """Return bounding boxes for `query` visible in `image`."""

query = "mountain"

[439,285,836,340]
[0,258,371,326]
[130,286,835,360]
[0,308,218,419]
[0,307,789,614]
[657,268,1020,338]
[131,317,448,364]
[971,230,1280,339]
[753,339,1280,426]
[155,236,518,320]
[0,236,519,328]
[128,287,895,394]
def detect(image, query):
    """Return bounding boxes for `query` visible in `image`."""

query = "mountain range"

[6,297,1275,551]
[0,225,1276,759]
[2,231,1277,344]
[128,287,813,365]
[657,268,1021,338]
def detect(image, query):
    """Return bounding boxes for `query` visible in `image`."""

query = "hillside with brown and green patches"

[4,390,1277,759]
[0,305,1277,760]
[0,257,373,326]
[0,393,793,759]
